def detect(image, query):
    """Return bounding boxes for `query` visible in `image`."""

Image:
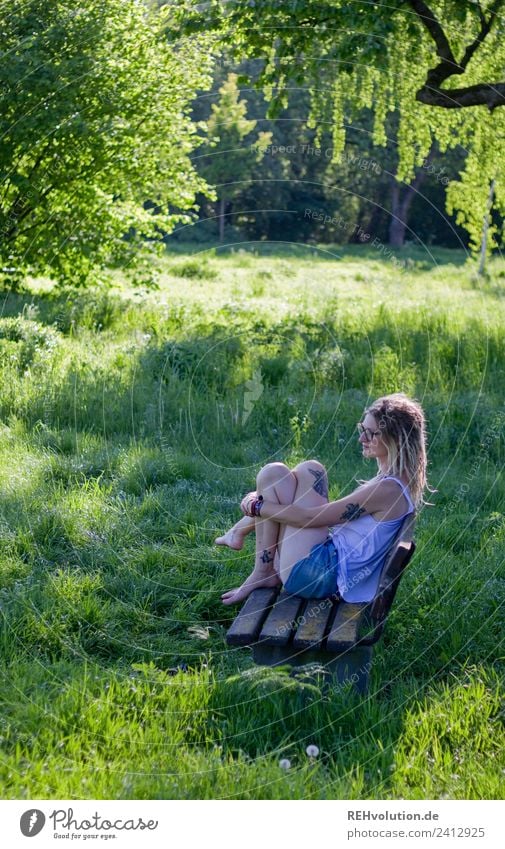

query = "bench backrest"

[362,512,416,643]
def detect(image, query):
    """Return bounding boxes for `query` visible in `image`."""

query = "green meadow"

[0,245,504,799]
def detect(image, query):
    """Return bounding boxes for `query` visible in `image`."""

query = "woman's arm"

[248,479,395,528]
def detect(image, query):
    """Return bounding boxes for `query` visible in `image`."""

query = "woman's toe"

[222,594,240,606]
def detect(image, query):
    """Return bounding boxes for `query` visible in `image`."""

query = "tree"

[0,0,215,285]
[184,55,467,248]
[477,179,496,275]
[196,73,271,240]
[169,1,505,255]
[387,140,434,247]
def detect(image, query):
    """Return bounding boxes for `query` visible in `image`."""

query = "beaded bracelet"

[253,495,264,517]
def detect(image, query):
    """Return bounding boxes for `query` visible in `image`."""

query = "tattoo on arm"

[340,502,366,521]
[261,549,274,564]
[309,468,328,499]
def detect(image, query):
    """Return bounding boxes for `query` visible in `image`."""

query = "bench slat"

[258,590,306,646]
[325,602,368,651]
[226,587,280,646]
[292,596,335,650]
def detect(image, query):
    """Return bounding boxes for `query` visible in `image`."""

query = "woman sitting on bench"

[217,392,428,606]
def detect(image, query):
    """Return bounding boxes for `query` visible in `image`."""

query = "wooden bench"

[226,514,416,693]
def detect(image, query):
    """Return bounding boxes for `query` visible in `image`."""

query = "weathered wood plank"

[292,596,335,650]
[325,602,368,651]
[226,587,280,646]
[258,590,306,646]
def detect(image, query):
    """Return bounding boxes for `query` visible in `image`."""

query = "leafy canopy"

[0,0,215,284]
[170,0,505,253]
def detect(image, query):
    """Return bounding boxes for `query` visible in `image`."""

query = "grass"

[0,244,504,799]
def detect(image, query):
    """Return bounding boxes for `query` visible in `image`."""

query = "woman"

[217,393,429,606]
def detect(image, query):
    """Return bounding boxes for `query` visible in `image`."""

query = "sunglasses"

[357,422,382,442]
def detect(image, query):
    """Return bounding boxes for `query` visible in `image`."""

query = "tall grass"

[0,246,504,799]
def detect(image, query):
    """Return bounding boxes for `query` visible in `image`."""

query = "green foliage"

[0,0,215,285]
[446,116,505,255]
[168,258,218,280]
[170,1,505,254]
[196,72,272,238]
[199,73,271,192]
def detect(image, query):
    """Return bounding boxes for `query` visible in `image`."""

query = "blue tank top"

[330,476,415,602]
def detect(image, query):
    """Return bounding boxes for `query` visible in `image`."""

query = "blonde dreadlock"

[363,393,432,509]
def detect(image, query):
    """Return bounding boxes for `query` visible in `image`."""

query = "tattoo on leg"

[340,502,366,521]
[261,549,274,564]
[309,467,328,499]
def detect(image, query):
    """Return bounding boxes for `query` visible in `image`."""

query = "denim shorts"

[283,536,339,599]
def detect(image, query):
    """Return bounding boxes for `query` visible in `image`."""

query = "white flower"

[279,758,291,770]
[306,744,319,758]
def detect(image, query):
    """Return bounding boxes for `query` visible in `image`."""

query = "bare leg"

[221,463,297,605]
[221,460,330,604]
[275,460,329,585]
[215,515,255,550]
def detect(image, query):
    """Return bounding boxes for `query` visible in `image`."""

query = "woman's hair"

[363,393,433,509]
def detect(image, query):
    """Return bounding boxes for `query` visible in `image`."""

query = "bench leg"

[252,644,373,695]
[324,645,373,695]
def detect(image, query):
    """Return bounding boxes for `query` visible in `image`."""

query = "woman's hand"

[241,491,260,517]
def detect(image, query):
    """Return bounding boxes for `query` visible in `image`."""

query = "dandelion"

[279,758,291,770]
[306,744,319,758]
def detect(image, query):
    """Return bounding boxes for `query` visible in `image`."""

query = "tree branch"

[407,0,456,73]
[408,0,505,109]
[4,183,56,240]
[459,0,505,73]
[416,80,505,108]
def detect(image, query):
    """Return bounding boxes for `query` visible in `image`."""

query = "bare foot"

[215,529,246,551]
[221,568,281,605]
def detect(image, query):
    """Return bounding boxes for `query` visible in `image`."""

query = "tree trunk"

[388,143,436,247]
[218,196,225,242]
[389,183,405,247]
[478,178,496,276]
[359,203,386,244]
